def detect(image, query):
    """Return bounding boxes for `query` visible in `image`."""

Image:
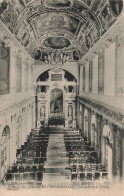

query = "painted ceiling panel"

[43,37,71,49]
[30,13,80,35]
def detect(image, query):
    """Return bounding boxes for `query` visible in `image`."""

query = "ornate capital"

[104,38,113,48]
[92,52,97,58]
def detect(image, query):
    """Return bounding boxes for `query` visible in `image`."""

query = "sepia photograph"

[0,0,124,196]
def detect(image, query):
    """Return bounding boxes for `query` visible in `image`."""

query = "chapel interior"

[0,0,124,190]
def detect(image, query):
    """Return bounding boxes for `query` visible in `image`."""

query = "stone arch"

[0,125,11,181]
[2,125,10,137]
[34,67,78,84]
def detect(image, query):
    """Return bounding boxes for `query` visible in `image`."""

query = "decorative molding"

[78,96,124,129]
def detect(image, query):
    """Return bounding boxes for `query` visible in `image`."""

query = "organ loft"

[0,0,124,192]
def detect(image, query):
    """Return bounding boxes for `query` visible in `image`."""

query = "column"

[98,50,104,94]
[65,101,68,127]
[73,101,76,128]
[115,39,124,97]
[97,114,102,162]
[10,45,17,94]
[21,57,26,92]
[12,115,17,163]
[28,65,32,91]
[30,66,33,91]
[104,41,115,96]
[92,53,98,94]
[25,63,29,91]
[79,65,83,94]
[34,86,38,128]
[85,60,89,92]
[45,99,49,127]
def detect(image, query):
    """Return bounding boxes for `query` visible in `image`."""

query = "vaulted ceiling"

[0,0,123,63]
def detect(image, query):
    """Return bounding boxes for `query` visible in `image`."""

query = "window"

[68,86,73,92]
[41,86,46,92]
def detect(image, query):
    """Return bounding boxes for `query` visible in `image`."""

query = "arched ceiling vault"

[0,0,123,64]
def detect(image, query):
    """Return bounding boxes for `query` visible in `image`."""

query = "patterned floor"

[42,134,71,187]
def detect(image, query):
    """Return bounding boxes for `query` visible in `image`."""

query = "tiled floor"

[42,134,71,186]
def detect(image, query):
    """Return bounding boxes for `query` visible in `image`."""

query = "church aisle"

[42,134,71,187]
[2,128,110,189]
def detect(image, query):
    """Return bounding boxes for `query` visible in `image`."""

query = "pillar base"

[73,120,76,128]
[65,120,68,128]
[45,120,48,127]
[37,121,41,128]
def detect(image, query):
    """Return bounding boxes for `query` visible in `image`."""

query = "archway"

[102,125,113,181]
[0,126,11,181]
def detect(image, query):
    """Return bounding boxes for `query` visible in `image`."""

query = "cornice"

[0,96,35,118]
[78,95,124,129]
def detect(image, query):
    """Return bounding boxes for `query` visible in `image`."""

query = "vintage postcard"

[0,0,124,196]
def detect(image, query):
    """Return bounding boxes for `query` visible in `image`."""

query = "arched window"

[0,125,11,181]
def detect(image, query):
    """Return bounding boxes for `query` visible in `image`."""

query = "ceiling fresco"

[0,0,123,64]
[43,37,71,49]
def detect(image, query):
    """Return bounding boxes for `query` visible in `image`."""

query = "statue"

[68,105,72,118]
[40,105,45,118]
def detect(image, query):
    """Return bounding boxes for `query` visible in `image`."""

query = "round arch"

[0,125,11,181]
[33,66,79,84]
[2,125,10,137]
